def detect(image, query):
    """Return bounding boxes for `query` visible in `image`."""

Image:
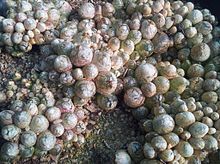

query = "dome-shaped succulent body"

[20,131,37,147]
[135,63,158,84]
[61,113,78,130]
[1,125,21,141]
[36,131,56,151]
[115,150,132,164]
[124,87,145,108]
[70,45,93,67]
[13,111,31,129]
[75,80,96,99]
[97,94,118,111]
[152,114,175,134]
[95,71,117,95]
[0,142,19,161]
[0,110,14,127]
[30,115,49,134]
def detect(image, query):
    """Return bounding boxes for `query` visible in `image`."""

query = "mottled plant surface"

[1,0,220,163]
[0,31,219,164]
[0,46,141,163]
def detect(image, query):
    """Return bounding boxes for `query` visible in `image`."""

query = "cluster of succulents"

[113,0,220,163]
[38,1,128,112]
[0,71,96,161]
[0,0,220,163]
[0,0,72,56]
[117,95,220,163]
